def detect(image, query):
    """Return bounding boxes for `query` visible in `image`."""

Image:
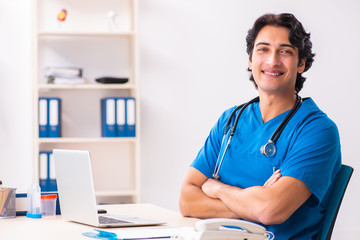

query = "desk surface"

[1,203,198,240]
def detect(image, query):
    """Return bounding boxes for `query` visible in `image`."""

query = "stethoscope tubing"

[229,97,259,136]
[269,95,302,143]
[213,135,232,179]
[212,95,302,179]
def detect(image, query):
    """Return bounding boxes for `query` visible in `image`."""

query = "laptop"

[53,149,165,227]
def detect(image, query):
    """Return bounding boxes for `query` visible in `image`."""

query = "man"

[179,13,341,239]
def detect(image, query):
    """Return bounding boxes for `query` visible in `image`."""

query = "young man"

[179,13,341,239]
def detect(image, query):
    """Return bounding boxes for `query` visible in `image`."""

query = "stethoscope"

[212,95,302,179]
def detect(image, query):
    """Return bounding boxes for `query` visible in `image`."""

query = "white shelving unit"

[32,0,140,203]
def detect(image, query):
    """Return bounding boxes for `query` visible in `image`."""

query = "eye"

[256,47,268,53]
[280,49,294,55]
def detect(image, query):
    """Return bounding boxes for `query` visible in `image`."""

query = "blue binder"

[39,151,49,191]
[48,152,57,191]
[116,98,126,137]
[38,98,48,137]
[126,98,136,137]
[101,98,116,137]
[48,98,61,138]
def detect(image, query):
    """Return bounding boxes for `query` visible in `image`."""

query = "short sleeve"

[281,117,341,205]
[191,108,235,178]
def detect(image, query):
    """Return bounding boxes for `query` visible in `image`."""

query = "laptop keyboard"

[98,215,132,224]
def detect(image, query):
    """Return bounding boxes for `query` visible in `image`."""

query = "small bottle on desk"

[26,183,42,218]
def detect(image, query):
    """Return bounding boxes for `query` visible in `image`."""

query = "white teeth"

[264,71,280,76]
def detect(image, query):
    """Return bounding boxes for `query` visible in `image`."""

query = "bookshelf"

[32,0,140,203]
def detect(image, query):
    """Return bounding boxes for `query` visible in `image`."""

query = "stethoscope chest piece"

[260,140,276,157]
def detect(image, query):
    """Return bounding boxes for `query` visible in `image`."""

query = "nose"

[266,52,281,67]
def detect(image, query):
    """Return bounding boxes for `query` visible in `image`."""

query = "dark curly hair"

[246,13,315,93]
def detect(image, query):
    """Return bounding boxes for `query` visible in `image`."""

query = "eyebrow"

[255,42,295,49]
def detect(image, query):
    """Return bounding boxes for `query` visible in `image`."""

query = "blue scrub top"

[191,98,341,239]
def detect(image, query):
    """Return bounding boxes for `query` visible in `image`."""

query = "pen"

[95,229,117,239]
[119,237,171,240]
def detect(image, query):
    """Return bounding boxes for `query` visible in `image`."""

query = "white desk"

[1,203,198,240]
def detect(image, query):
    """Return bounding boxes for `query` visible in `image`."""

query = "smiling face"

[248,25,305,96]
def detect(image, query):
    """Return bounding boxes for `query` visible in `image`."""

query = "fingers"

[202,178,222,199]
[264,169,281,188]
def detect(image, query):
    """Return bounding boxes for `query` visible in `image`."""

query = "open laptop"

[53,149,165,227]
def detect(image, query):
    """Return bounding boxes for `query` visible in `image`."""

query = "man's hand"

[201,178,224,199]
[202,170,282,199]
[263,169,281,188]
[179,167,239,218]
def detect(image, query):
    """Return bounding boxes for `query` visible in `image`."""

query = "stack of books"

[45,67,85,84]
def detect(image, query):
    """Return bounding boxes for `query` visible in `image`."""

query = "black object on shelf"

[95,77,129,84]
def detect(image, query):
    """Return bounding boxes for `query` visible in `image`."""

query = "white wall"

[0,2,33,190]
[138,1,360,238]
[0,0,359,238]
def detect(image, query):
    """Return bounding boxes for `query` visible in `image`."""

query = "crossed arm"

[179,167,312,225]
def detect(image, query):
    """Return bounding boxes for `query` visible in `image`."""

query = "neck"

[259,93,297,123]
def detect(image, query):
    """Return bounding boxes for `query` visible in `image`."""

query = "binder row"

[101,97,136,137]
[39,151,57,192]
[39,97,135,138]
[39,97,61,138]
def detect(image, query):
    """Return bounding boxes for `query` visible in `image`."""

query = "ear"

[248,58,252,71]
[297,58,306,74]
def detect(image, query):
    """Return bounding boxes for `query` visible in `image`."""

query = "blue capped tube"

[26,183,42,218]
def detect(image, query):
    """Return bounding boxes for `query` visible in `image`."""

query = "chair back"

[319,164,353,240]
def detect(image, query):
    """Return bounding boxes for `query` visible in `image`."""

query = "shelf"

[38,137,137,144]
[95,190,137,197]
[38,31,135,37]
[33,0,140,203]
[38,83,135,90]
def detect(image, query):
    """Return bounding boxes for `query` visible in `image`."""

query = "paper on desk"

[97,227,193,239]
